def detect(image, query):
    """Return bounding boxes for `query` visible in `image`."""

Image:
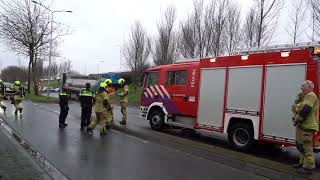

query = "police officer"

[0,80,7,112]
[59,83,70,128]
[79,83,95,130]
[12,81,23,115]
[87,82,110,136]
[104,79,114,127]
[116,78,129,125]
[292,80,319,174]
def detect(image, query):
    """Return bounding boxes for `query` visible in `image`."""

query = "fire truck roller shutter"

[263,64,306,142]
[197,68,226,128]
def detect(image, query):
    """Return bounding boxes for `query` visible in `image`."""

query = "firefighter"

[79,83,95,130]
[0,80,6,112]
[87,82,110,136]
[12,81,23,115]
[59,83,70,128]
[292,80,319,174]
[116,78,129,125]
[104,79,114,127]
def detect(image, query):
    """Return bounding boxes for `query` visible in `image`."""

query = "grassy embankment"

[24,80,60,103]
[114,84,141,107]
[25,81,141,105]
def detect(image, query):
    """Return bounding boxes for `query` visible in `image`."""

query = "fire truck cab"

[141,42,320,151]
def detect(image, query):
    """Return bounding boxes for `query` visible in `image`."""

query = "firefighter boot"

[19,108,22,114]
[292,163,302,168]
[297,168,313,174]
[120,120,126,125]
[87,127,93,135]
[59,123,66,129]
[100,130,107,136]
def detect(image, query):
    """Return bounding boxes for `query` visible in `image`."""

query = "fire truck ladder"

[233,41,320,55]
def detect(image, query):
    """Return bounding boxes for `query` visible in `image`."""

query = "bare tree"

[226,2,241,54]
[254,0,283,47]
[243,8,258,48]
[59,60,72,73]
[286,0,308,43]
[179,17,197,58]
[212,0,228,56]
[179,0,205,59]
[1,66,28,83]
[153,6,178,65]
[122,21,151,85]
[44,61,59,78]
[178,0,228,58]
[311,0,320,39]
[0,0,66,95]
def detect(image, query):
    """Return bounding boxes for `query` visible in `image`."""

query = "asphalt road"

[0,100,271,180]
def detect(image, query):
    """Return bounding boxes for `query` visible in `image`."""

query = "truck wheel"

[149,110,165,131]
[228,123,254,151]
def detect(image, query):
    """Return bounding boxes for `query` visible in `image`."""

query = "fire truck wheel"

[149,110,165,131]
[228,123,254,151]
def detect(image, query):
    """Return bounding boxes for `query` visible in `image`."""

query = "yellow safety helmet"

[118,78,125,85]
[14,80,21,85]
[100,82,107,89]
[104,79,112,86]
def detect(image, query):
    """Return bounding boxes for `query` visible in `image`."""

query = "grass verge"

[25,92,59,103]
[114,84,141,107]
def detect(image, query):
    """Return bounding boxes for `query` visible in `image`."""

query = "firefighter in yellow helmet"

[292,80,319,174]
[12,80,23,115]
[116,78,129,125]
[104,79,115,127]
[0,80,7,112]
[87,82,110,136]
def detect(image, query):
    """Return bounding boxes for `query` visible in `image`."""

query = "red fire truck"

[140,42,320,151]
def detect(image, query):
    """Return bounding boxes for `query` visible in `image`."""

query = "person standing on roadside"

[116,78,129,125]
[59,83,70,128]
[292,80,319,174]
[79,83,95,130]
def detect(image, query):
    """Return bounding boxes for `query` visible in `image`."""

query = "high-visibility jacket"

[300,91,319,131]
[95,91,110,113]
[117,85,129,103]
[59,90,69,105]
[79,89,95,107]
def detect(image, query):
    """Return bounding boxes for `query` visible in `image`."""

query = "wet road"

[0,101,270,180]
[20,100,320,167]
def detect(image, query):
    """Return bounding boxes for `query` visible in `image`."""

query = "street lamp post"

[32,1,72,97]
[98,60,104,75]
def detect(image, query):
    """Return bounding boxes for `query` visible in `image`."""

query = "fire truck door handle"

[184,96,188,101]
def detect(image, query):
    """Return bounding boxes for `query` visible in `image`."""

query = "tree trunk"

[30,48,39,96]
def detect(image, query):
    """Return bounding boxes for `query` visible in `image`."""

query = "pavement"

[0,119,50,180]
[0,100,320,180]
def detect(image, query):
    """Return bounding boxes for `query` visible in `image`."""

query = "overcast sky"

[0,0,311,75]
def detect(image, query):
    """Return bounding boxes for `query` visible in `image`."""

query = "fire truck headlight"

[241,55,249,60]
[281,52,290,57]
[315,47,320,55]
[210,58,216,63]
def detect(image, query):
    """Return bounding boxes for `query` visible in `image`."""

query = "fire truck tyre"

[149,110,165,131]
[228,123,254,151]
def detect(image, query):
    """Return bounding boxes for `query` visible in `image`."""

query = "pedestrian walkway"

[0,126,48,180]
